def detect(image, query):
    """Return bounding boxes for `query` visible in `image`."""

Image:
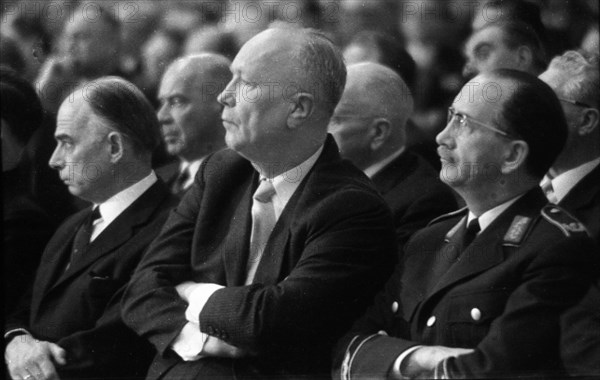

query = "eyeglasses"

[558,97,593,108]
[447,107,512,138]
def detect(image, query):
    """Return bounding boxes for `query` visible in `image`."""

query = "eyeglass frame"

[557,97,593,109]
[447,107,514,138]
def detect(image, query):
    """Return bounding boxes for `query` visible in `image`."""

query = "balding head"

[158,53,232,161]
[328,62,413,171]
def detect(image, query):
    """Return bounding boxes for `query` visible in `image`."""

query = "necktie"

[245,179,277,285]
[462,218,481,250]
[541,179,558,203]
[69,207,101,267]
[172,168,190,195]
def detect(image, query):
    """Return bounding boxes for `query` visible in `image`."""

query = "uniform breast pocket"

[446,289,510,347]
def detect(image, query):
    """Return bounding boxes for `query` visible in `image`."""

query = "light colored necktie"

[541,179,558,203]
[245,179,277,284]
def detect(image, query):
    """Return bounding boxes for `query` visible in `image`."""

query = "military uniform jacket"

[333,187,599,379]
[122,136,396,379]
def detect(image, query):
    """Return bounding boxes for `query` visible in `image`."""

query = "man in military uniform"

[333,69,599,379]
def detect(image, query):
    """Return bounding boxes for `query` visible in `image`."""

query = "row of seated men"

[3,27,599,380]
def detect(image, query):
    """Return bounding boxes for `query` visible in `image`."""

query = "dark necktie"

[70,207,101,266]
[462,218,481,250]
[172,168,190,195]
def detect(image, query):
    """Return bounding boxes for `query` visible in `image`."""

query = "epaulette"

[540,204,589,237]
[503,215,536,247]
[428,206,468,226]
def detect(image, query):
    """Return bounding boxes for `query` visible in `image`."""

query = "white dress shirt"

[171,145,324,361]
[363,147,405,179]
[540,158,600,203]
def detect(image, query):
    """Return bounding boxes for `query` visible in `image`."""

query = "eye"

[475,46,490,60]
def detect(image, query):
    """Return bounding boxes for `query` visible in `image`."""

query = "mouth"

[222,119,236,128]
[437,147,453,163]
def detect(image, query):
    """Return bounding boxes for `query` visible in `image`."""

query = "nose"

[217,80,236,108]
[435,121,455,148]
[48,145,64,170]
[157,102,172,125]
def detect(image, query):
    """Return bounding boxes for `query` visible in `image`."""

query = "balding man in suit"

[328,62,457,250]
[122,27,396,379]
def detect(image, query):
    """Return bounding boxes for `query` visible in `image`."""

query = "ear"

[369,118,392,151]
[578,107,599,136]
[287,92,314,129]
[501,139,529,174]
[107,131,125,163]
[516,45,533,71]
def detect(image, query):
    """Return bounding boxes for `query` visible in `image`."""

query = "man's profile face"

[436,76,510,190]
[463,26,519,79]
[49,95,114,203]
[157,65,223,161]
[218,30,296,161]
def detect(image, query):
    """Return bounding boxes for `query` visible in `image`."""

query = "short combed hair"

[0,66,43,145]
[491,69,567,178]
[495,21,547,74]
[295,28,347,114]
[547,50,599,110]
[79,77,160,155]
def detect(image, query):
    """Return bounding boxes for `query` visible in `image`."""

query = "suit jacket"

[333,187,599,379]
[122,136,396,379]
[371,151,457,250]
[3,165,56,316]
[558,163,600,244]
[6,180,178,380]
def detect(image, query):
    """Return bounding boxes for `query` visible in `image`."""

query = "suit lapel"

[427,188,547,299]
[48,181,170,292]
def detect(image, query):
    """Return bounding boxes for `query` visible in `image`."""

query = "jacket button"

[426,316,436,327]
[471,308,481,321]
[391,301,399,313]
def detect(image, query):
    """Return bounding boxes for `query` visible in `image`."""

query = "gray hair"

[547,50,599,109]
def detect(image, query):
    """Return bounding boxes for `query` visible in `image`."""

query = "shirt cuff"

[170,322,207,361]
[4,328,30,342]
[392,345,423,379]
[185,283,224,324]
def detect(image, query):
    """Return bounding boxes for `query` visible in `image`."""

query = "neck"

[552,143,600,176]
[457,177,536,217]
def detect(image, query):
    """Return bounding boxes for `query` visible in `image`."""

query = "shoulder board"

[540,204,590,237]
[428,206,468,226]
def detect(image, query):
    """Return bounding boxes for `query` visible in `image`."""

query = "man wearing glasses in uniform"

[333,69,598,379]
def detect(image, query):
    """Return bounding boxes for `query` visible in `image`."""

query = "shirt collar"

[95,171,157,226]
[258,145,324,218]
[363,147,406,178]
[467,193,524,233]
[546,157,600,202]
[179,159,204,189]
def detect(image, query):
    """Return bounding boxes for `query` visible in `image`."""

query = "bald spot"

[343,62,413,129]
[164,53,232,94]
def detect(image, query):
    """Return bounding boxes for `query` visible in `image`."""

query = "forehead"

[159,64,208,97]
[466,26,506,52]
[232,32,298,82]
[56,95,93,134]
[452,76,509,117]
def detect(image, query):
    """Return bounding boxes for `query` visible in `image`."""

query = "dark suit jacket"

[559,163,600,244]
[6,180,178,380]
[3,166,56,316]
[371,151,457,250]
[333,188,599,379]
[122,136,396,379]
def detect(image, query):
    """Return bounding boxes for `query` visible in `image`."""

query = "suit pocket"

[88,272,121,299]
[446,289,510,347]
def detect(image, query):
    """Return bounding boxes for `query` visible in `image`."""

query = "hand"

[403,345,474,378]
[203,337,249,358]
[5,333,66,380]
[175,281,199,303]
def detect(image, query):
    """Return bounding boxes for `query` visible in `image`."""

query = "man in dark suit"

[121,27,396,379]
[539,50,600,244]
[333,69,599,379]
[328,62,457,249]
[2,67,55,317]
[5,77,178,380]
[155,54,231,196]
